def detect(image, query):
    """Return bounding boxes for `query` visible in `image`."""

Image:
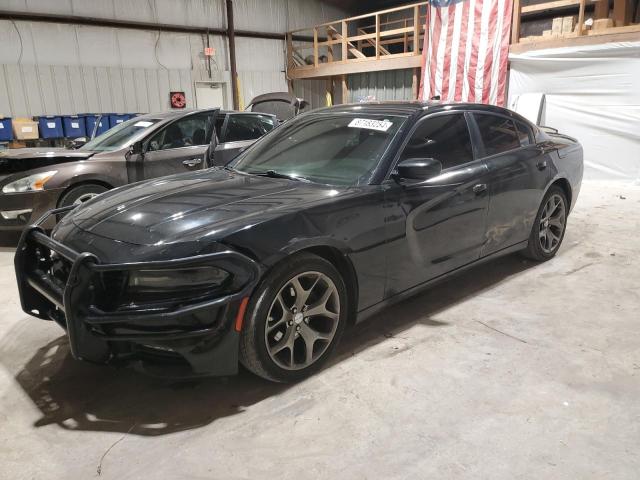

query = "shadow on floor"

[0,232,21,249]
[7,253,533,436]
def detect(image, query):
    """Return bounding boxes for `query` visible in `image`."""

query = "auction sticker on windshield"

[348,118,393,132]
[134,121,154,128]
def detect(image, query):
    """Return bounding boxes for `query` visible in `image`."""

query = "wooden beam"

[342,20,348,61]
[521,0,581,15]
[577,0,586,35]
[341,75,348,104]
[510,28,640,53]
[375,14,381,59]
[512,0,522,43]
[313,27,319,67]
[413,5,420,54]
[287,55,423,79]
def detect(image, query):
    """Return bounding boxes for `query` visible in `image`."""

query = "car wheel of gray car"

[522,185,568,261]
[239,252,348,383]
[59,184,109,208]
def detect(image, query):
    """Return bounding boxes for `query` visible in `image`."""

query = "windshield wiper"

[251,170,312,183]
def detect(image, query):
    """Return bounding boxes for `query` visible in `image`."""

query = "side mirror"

[125,140,144,161]
[68,137,88,149]
[395,158,442,181]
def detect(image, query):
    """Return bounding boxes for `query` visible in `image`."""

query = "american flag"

[419,0,513,106]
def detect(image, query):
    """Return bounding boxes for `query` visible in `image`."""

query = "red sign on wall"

[170,91,186,109]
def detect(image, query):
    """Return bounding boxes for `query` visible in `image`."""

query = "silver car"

[0,109,276,230]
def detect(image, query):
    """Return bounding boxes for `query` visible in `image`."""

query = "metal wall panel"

[347,69,414,104]
[0,1,350,117]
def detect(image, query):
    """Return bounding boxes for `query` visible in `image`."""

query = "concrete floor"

[0,180,639,479]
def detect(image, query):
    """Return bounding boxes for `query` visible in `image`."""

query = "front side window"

[400,113,474,170]
[147,114,209,152]
[232,113,406,186]
[79,117,160,152]
[224,114,276,143]
[474,114,521,157]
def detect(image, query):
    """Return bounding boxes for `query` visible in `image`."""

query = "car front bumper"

[0,189,64,231]
[14,206,261,377]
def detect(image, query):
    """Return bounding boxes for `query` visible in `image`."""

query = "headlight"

[2,170,57,193]
[128,266,230,293]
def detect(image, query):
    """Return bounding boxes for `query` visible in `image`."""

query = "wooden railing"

[511,0,640,52]
[286,2,427,79]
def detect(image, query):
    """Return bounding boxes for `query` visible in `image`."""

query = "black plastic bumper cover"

[14,206,261,376]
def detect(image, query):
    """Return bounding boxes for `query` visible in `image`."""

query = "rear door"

[471,112,552,256]
[212,113,276,166]
[138,112,212,180]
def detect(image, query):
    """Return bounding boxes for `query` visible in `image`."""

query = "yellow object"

[326,91,333,107]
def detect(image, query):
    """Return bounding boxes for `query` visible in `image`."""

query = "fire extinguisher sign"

[170,91,186,109]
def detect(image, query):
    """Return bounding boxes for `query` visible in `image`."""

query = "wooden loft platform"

[511,0,640,53]
[286,2,427,80]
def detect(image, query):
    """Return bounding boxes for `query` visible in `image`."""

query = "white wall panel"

[0,1,350,117]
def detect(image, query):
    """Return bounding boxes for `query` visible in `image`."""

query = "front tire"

[522,185,568,261]
[239,252,348,383]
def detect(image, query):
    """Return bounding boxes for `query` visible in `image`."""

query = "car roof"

[134,108,274,122]
[314,101,518,118]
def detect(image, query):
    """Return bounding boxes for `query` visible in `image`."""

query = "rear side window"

[401,113,474,170]
[224,114,276,142]
[514,120,532,146]
[474,114,521,157]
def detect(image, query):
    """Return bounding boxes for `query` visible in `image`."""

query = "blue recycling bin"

[37,116,64,139]
[0,117,12,142]
[84,114,109,137]
[62,115,87,138]
[108,114,129,128]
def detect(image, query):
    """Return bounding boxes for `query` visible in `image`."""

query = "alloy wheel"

[73,192,100,205]
[265,271,340,370]
[539,193,566,254]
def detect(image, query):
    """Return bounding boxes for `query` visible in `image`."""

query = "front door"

[470,113,552,255]
[383,112,491,297]
[138,112,212,181]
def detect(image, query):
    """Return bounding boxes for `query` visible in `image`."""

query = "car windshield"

[79,118,161,152]
[231,113,406,186]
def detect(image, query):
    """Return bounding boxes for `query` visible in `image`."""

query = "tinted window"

[224,114,276,142]
[232,114,406,186]
[474,114,521,156]
[514,120,532,146]
[79,118,160,152]
[148,114,209,151]
[401,113,474,169]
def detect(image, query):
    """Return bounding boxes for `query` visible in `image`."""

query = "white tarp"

[508,42,640,182]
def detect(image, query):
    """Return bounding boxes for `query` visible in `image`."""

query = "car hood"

[60,169,343,246]
[0,148,95,176]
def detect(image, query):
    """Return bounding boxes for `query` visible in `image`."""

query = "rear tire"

[522,185,568,261]
[239,252,348,383]
[59,184,108,208]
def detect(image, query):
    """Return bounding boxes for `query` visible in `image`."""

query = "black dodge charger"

[15,102,583,382]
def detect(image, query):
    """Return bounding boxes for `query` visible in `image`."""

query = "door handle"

[536,160,548,170]
[183,158,203,167]
[473,183,487,195]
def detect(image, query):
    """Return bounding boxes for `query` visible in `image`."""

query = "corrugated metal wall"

[0,0,347,117]
[347,69,415,104]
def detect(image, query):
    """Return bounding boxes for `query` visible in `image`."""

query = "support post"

[342,21,348,61]
[413,5,420,54]
[511,0,522,44]
[314,27,319,67]
[375,14,381,59]
[226,0,239,110]
[341,75,348,104]
[412,68,418,100]
[577,0,586,35]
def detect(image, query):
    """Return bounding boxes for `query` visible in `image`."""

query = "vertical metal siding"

[347,69,414,104]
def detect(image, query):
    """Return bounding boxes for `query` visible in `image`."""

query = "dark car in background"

[246,92,309,123]
[15,102,583,382]
[0,109,276,230]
